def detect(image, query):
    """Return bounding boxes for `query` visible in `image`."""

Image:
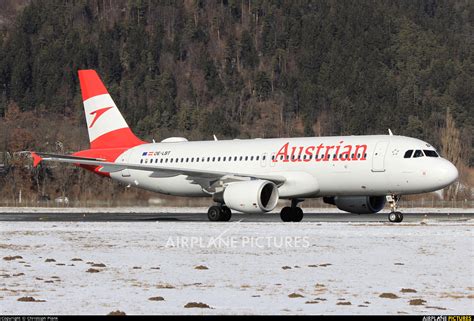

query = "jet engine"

[222,180,279,214]
[323,196,386,214]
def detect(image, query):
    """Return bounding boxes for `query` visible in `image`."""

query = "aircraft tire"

[208,206,224,221]
[280,207,292,222]
[221,206,232,221]
[389,212,403,223]
[292,207,304,222]
[395,212,403,223]
[388,212,397,222]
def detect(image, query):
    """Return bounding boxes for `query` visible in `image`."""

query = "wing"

[31,152,286,191]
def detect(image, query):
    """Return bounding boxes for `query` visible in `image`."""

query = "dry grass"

[409,299,426,306]
[3,255,22,261]
[108,310,126,315]
[379,293,399,299]
[17,296,46,302]
[184,302,211,308]
[288,293,304,298]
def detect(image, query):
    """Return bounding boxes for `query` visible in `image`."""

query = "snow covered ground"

[1,219,473,315]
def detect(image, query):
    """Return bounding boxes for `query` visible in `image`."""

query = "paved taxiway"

[0,211,472,222]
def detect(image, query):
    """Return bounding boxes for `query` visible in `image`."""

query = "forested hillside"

[0,0,472,204]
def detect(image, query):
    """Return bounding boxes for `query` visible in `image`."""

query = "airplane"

[30,70,459,223]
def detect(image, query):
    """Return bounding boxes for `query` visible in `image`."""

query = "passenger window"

[223,157,226,161]
[404,150,413,158]
[140,159,143,164]
[413,150,424,158]
[250,156,254,161]
[245,156,248,161]
[424,150,438,157]
[256,156,260,161]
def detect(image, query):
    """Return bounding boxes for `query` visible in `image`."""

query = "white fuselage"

[109,135,458,199]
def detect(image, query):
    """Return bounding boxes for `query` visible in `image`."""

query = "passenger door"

[372,141,389,172]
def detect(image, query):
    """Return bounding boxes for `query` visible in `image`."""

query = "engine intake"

[223,180,279,214]
[323,196,386,214]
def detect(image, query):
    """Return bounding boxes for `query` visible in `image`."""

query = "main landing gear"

[207,204,232,222]
[387,194,403,223]
[280,199,304,222]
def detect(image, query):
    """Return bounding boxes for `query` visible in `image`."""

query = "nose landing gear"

[387,194,403,223]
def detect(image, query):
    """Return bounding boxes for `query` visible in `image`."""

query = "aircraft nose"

[439,160,458,186]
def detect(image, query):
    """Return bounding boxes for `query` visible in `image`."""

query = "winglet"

[388,128,393,136]
[30,152,43,167]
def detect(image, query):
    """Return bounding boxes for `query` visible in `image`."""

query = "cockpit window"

[413,150,424,158]
[423,150,439,157]
[404,150,413,158]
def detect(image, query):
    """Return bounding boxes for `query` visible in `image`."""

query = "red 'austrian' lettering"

[273,142,367,162]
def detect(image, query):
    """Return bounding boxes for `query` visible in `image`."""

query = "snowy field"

[1,218,473,315]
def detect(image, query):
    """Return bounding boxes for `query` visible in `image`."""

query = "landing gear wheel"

[221,206,232,222]
[207,205,232,222]
[280,207,292,222]
[280,206,304,222]
[388,212,397,222]
[208,206,223,221]
[388,211,403,223]
[292,207,304,222]
[395,212,403,223]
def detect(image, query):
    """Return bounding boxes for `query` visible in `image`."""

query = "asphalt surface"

[0,211,472,222]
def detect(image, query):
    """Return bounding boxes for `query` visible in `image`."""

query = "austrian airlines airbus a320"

[31,70,459,223]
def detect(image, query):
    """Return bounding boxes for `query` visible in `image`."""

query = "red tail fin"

[78,70,145,149]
